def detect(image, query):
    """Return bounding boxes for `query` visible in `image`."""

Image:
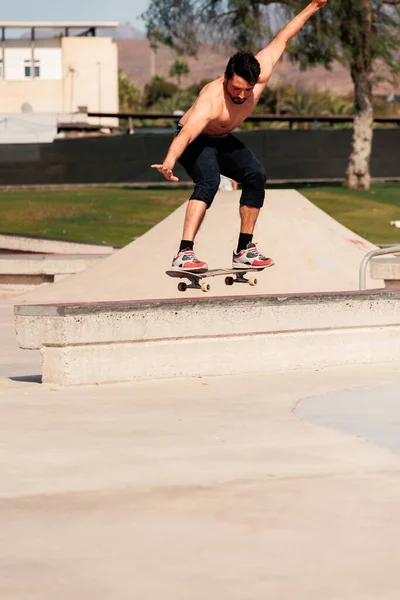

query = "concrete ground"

[297,383,400,453]
[2,297,400,599]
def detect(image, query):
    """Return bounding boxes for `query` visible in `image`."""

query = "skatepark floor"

[2,297,400,599]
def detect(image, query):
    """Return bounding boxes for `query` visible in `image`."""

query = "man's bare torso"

[151,1,326,182]
[179,76,265,138]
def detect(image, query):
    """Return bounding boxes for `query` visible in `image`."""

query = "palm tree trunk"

[346,65,373,190]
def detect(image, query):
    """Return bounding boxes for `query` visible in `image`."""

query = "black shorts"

[175,124,266,209]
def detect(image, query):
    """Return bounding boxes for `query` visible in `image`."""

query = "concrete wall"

[0,113,58,143]
[0,81,63,113]
[61,37,118,123]
[0,129,398,185]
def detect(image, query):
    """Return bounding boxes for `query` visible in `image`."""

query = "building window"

[24,59,40,79]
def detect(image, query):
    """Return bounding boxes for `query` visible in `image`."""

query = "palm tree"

[323,93,354,116]
[279,88,328,128]
[169,58,190,88]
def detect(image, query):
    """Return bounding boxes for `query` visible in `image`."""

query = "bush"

[118,71,142,112]
[144,75,179,108]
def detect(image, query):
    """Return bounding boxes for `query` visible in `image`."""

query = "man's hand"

[151,162,180,182]
[312,0,327,7]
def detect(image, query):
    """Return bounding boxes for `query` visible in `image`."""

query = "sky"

[1,0,150,31]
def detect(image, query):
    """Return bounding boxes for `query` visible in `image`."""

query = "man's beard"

[231,97,246,104]
[225,82,247,105]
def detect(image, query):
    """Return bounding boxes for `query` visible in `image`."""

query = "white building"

[0,22,119,142]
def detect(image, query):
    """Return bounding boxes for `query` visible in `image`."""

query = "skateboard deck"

[166,266,266,293]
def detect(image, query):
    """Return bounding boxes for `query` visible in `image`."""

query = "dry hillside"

[116,39,399,97]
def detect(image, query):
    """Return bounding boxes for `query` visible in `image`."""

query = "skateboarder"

[152,0,327,272]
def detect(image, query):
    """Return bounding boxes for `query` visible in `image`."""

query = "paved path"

[2,294,400,599]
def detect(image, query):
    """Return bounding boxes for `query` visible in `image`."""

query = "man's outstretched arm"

[256,0,327,84]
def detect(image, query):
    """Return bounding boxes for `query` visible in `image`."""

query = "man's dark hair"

[225,51,261,86]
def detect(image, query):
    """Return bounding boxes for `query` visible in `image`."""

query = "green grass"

[298,183,400,244]
[0,188,188,246]
[0,183,399,246]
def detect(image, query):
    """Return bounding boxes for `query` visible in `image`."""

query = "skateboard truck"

[224,272,258,287]
[178,280,210,293]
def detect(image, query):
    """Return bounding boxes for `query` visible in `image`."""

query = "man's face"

[225,74,255,105]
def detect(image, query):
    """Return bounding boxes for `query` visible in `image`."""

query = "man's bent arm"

[164,103,213,165]
[151,98,215,181]
[256,0,327,83]
[163,123,203,167]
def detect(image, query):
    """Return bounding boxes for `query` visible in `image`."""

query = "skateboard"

[166,266,266,293]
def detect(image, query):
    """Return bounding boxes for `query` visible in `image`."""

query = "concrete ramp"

[17,190,382,304]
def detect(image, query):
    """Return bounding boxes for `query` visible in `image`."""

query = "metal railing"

[359,244,400,290]
[87,111,400,129]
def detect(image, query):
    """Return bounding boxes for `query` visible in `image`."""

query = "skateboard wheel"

[248,276,258,286]
[225,276,234,286]
[178,282,187,292]
[201,282,210,293]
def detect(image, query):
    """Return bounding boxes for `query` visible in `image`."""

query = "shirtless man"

[152,0,327,272]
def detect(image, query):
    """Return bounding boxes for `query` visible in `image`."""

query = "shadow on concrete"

[9,374,42,384]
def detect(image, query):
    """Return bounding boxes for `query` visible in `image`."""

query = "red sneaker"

[232,242,274,269]
[171,248,208,272]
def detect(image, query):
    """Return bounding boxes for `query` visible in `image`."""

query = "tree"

[169,58,191,87]
[118,70,142,112]
[143,0,400,190]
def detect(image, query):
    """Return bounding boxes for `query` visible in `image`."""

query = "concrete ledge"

[1,274,54,294]
[0,254,105,275]
[0,233,114,255]
[370,257,400,290]
[14,291,400,385]
[14,290,400,347]
[0,254,106,293]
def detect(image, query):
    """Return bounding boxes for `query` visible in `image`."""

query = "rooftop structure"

[0,22,119,38]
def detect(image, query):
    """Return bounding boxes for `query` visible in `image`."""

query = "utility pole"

[150,46,156,78]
